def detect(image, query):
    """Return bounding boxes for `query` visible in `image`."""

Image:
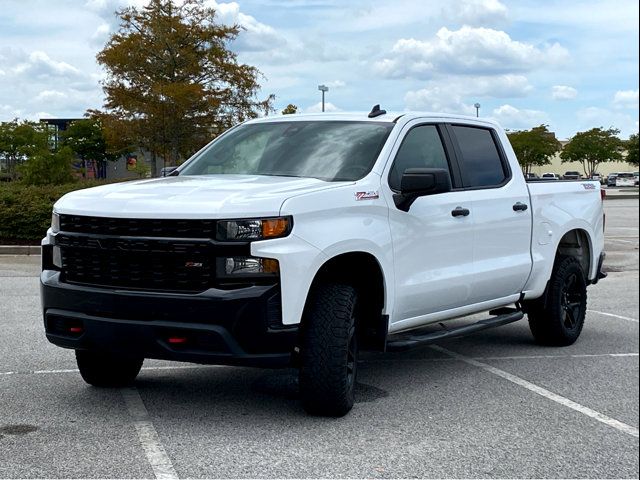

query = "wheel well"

[304,252,387,351]
[557,229,591,279]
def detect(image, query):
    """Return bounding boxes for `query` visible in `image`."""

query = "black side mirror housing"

[393,168,452,212]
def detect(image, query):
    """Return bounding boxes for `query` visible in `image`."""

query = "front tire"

[527,256,587,346]
[76,350,143,387]
[299,283,358,417]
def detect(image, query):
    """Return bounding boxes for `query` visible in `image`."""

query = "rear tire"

[299,283,358,417]
[527,256,587,346]
[76,350,143,387]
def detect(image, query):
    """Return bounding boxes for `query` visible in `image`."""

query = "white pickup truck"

[41,107,606,416]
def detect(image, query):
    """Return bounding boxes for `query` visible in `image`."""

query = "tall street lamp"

[318,85,329,112]
[474,102,481,118]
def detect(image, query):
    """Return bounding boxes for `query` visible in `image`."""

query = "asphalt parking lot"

[0,199,638,479]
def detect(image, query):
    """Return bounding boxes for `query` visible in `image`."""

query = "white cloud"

[466,74,532,97]
[90,23,111,47]
[205,0,287,52]
[34,90,67,102]
[405,86,473,115]
[576,106,638,136]
[13,51,83,79]
[445,0,509,27]
[374,26,569,79]
[490,104,548,129]
[613,89,639,109]
[323,80,347,89]
[304,102,341,113]
[404,74,532,114]
[551,85,577,100]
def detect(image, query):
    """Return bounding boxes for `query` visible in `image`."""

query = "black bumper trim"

[591,252,607,285]
[41,271,297,368]
[45,309,291,367]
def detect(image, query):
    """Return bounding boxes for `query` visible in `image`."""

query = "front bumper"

[41,271,297,368]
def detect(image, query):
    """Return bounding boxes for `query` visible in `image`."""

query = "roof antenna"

[368,104,387,118]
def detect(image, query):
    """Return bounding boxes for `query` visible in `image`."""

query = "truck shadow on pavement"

[126,324,535,419]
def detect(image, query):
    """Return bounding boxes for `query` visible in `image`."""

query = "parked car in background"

[563,171,582,180]
[634,172,639,186]
[615,172,636,187]
[590,173,603,184]
[525,172,539,179]
[607,173,618,187]
[541,172,560,180]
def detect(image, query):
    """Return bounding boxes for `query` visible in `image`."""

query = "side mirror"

[393,168,452,212]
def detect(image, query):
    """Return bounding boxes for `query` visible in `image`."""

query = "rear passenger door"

[385,122,475,325]
[447,124,532,304]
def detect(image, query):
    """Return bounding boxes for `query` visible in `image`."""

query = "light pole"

[318,84,329,112]
[474,102,481,118]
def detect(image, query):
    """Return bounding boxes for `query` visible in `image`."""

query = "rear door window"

[450,126,508,188]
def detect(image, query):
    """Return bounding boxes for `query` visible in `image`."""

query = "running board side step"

[386,311,524,352]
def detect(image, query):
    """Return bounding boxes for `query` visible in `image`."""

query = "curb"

[0,245,41,255]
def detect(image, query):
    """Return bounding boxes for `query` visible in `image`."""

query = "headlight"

[51,212,60,233]
[216,217,292,242]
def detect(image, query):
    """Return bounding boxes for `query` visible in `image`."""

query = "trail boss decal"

[355,191,379,200]
[582,183,596,190]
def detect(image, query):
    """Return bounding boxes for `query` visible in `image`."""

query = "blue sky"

[0,0,638,139]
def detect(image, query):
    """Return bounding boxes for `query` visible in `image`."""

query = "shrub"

[17,146,75,185]
[0,181,111,243]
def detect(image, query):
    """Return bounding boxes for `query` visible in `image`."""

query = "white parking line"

[606,238,636,244]
[588,310,639,323]
[363,352,640,363]
[0,364,216,377]
[121,388,179,480]
[431,345,639,439]
[477,353,639,361]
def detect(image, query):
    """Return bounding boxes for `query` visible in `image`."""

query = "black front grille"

[56,215,250,293]
[59,215,217,238]
[61,248,213,293]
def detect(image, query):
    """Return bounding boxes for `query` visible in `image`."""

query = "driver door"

[384,122,474,326]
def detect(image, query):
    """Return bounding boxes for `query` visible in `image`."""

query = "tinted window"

[389,125,449,190]
[451,126,507,187]
[179,121,394,182]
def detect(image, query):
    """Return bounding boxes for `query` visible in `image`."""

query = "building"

[530,140,635,177]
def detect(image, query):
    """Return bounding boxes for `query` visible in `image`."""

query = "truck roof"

[245,111,502,129]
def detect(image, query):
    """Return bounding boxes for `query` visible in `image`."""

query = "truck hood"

[54,175,347,218]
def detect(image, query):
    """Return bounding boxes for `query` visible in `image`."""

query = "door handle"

[451,207,470,217]
[513,202,528,212]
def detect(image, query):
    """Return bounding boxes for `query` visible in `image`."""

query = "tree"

[561,127,623,177]
[626,133,639,167]
[61,119,117,179]
[507,125,561,175]
[0,120,50,179]
[18,146,75,186]
[282,104,298,115]
[94,0,274,175]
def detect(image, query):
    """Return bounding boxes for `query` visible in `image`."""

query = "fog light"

[52,246,62,268]
[221,257,279,278]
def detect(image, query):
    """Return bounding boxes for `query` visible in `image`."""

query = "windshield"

[179,121,394,181]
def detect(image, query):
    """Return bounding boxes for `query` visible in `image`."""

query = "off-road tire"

[76,350,144,387]
[527,256,587,346]
[299,283,358,417]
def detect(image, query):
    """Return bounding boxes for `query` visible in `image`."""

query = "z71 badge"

[355,191,379,200]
